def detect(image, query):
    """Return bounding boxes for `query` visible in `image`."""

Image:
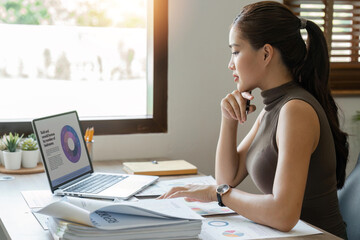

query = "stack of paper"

[47,217,201,240]
[35,197,203,240]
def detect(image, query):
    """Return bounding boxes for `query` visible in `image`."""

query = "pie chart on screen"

[61,125,81,163]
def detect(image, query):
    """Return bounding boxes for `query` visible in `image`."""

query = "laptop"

[32,111,158,200]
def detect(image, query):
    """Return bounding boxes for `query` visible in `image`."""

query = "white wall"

[93,0,360,192]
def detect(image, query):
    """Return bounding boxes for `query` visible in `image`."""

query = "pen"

[246,99,250,114]
[84,128,90,142]
[88,127,94,142]
[246,91,252,115]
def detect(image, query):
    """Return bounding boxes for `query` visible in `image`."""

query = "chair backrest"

[338,153,360,240]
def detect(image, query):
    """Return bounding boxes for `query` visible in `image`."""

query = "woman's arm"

[160,100,320,232]
[214,90,259,187]
[215,109,265,187]
[219,99,320,231]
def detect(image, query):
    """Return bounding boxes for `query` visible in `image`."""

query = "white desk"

[0,160,341,240]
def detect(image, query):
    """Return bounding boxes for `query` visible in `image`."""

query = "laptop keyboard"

[65,174,128,194]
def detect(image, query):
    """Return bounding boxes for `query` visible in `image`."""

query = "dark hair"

[233,1,348,189]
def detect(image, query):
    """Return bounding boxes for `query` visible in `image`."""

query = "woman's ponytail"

[300,20,349,189]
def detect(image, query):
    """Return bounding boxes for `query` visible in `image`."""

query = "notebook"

[123,160,198,176]
[32,111,158,200]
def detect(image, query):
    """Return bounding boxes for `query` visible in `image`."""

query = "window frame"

[284,0,360,95]
[0,0,168,136]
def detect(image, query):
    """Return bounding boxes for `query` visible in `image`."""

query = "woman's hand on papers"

[157,184,217,202]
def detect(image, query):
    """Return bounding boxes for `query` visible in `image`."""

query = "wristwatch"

[216,184,231,207]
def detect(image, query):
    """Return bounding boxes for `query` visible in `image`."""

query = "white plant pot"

[3,150,22,170]
[22,150,40,168]
[0,150,4,166]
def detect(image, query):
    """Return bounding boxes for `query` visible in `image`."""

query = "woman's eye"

[232,51,239,55]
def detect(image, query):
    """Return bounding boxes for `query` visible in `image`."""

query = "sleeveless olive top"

[246,81,346,238]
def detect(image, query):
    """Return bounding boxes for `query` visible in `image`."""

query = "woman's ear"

[263,44,273,65]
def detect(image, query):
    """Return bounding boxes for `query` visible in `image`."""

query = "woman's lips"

[233,74,239,82]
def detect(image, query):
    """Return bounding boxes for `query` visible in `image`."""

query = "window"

[0,0,168,135]
[284,0,360,94]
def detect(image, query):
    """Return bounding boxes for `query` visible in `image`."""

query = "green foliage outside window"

[0,0,145,28]
[1,0,50,25]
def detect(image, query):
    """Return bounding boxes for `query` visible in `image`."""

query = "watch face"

[217,184,230,194]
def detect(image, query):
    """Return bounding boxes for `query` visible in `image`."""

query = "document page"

[21,190,62,208]
[185,200,235,216]
[136,175,217,197]
[200,215,322,240]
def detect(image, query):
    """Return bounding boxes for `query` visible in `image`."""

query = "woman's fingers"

[227,92,242,121]
[158,185,217,202]
[221,90,255,123]
[157,186,188,199]
[241,91,254,100]
[221,95,237,120]
[248,104,256,114]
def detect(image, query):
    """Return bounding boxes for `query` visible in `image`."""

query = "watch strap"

[217,192,225,207]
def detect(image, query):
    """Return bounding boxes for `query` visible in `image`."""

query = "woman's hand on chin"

[221,90,255,123]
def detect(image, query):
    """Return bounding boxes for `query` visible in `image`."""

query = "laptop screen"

[33,111,93,191]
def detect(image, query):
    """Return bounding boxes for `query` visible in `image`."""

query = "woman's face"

[228,27,264,92]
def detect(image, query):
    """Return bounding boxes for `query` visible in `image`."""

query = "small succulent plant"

[28,133,37,141]
[0,136,6,151]
[21,137,38,151]
[4,132,23,152]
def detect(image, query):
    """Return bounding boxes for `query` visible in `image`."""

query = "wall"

[94,0,360,192]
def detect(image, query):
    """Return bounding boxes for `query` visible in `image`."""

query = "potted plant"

[27,133,41,163]
[21,136,39,168]
[3,132,23,170]
[0,136,6,166]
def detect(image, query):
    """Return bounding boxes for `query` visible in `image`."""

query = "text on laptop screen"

[34,112,91,187]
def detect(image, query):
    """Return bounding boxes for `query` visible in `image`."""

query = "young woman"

[159,1,348,238]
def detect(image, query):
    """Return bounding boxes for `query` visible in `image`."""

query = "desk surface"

[0,160,341,240]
